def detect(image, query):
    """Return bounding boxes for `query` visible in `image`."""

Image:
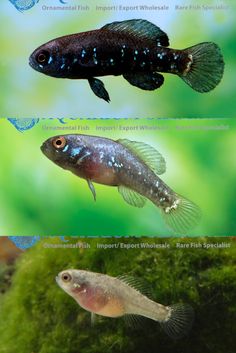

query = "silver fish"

[41,134,201,233]
[56,269,194,339]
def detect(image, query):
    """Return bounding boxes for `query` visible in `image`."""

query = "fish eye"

[52,136,67,150]
[61,272,72,282]
[36,50,50,64]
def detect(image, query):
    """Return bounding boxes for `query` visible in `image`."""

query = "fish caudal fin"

[161,195,201,234]
[180,42,224,92]
[160,304,194,339]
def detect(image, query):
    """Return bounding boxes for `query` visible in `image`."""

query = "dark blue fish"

[29,19,224,102]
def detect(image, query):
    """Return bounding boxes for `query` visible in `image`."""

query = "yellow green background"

[0,117,235,236]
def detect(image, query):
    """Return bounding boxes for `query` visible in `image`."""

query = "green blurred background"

[0,0,235,118]
[0,118,235,236]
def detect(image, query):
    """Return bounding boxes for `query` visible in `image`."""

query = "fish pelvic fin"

[161,194,201,234]
[160,304,194,339]
[91,312,97,326]
[88,78,110,102]
[179,42,224,92]
[87,180,96,201]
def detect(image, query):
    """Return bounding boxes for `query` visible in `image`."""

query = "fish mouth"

[28,54,35,69]
[40,141,52,159]
[40,142,46,153]
[29,51,42,72]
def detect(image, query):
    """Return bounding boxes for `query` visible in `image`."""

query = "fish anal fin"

[87,180,96,201]
[117,275,153,298]
[118,139,166,175]
[118,186,146,208]
[124,314,147,329]
[102,19,169,47]
[88,78,110,102]
[123,72,164,91]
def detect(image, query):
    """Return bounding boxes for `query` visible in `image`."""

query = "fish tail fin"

[160,304,194,339]
[179,42,224,92]
[161,194,201,234]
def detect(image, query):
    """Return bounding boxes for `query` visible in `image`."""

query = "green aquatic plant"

[0,237,235,353]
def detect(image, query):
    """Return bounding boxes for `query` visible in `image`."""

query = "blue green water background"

[0,0,235,118]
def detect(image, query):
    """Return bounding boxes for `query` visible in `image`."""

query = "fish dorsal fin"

[117,275,153,298]
[101,19,169,47]
[118,139,166,175]
[118,186,146,208]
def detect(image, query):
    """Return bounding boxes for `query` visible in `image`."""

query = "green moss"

[0,263,15,296]
[0,237,235,353]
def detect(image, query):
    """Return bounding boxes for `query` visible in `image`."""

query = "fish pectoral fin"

[117,139,166,175]
[118,186,146,208]
[88,78,110,102]
[87,180,96,201]
[123,72,164,91]
[102,19,169,47]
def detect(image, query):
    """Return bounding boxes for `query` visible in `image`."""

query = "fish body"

[41,134,201,233]
[29,19,224,102]
[30,28,184,79]
[56,269,194,339]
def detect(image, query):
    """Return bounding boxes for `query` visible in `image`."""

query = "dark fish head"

[56,269,90,296]
[29,40,67,78]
